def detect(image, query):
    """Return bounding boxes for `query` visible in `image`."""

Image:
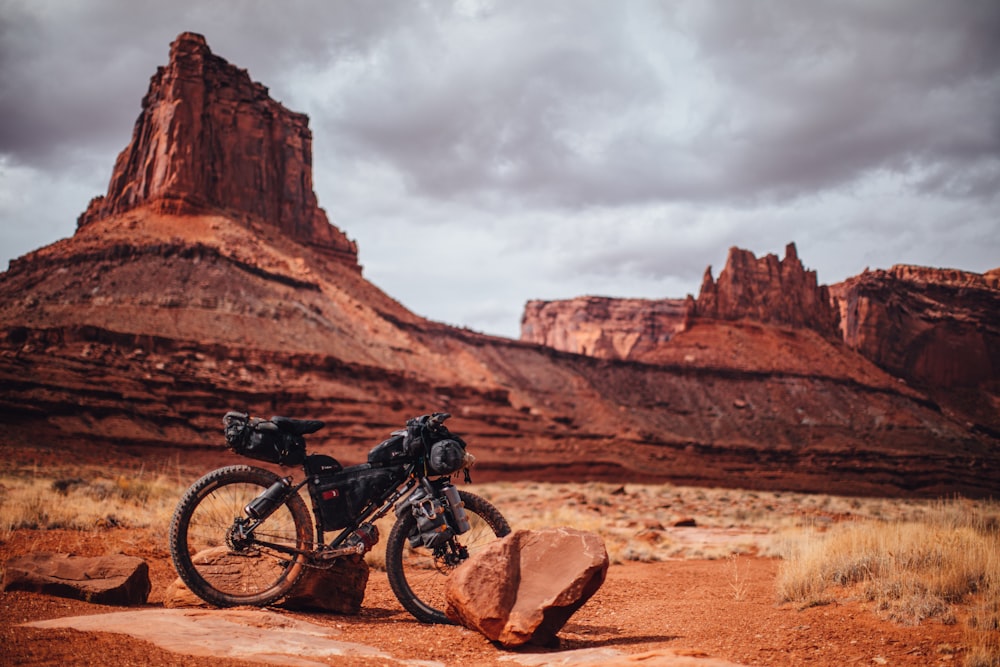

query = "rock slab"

[163,547,368,614]
[24,609,403,666]
[445,527,608,647]
[2,552,150,606]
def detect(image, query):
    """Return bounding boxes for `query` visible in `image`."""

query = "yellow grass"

[776,499,1000,666]
[0,469,181,536]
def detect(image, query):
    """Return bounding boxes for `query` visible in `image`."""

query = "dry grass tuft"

[776,499,1000,666]
[0,469,181,536]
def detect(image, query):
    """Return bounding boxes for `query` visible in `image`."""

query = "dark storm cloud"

[324,0,1000,209]
[681,1,1000,201]
[0,0,416,167]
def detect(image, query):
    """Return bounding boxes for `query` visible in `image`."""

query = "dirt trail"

[0,529,965,666]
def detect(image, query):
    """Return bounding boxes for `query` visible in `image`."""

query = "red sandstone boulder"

[445,528,608,647]
[280,556,369,614]
[2,553,150,606]
[163,547,368,614]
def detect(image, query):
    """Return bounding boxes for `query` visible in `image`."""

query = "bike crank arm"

[247,538,314,560]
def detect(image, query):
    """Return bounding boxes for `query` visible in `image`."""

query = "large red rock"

[445,528,608,647]
[2,553,150,606]
[280,555,369,614]
[77,32,357,267]
[163,548,369,614]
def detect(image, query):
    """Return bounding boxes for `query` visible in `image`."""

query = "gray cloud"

[2,0,998,338]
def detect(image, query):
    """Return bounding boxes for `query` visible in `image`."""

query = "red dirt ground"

[0,526,966,666]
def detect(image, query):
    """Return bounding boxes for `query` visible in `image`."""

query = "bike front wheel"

[168,465,313,607]
[385,490,511,624]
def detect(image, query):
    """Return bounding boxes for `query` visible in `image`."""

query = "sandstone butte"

[1,32,997,498]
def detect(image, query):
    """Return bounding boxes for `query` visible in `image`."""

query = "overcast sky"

[2,1,998,338]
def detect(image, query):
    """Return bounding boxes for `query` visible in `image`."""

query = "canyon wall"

[831,265,1000,388]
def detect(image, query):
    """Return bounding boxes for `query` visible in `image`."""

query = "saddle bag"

[223,411,306,467]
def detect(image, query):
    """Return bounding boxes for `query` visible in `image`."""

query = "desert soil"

[0,525,965,667]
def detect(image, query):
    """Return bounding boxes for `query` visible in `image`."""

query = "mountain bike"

[168,411,510,623]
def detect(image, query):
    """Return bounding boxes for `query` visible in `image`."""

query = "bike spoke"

[174,474,309,601]
[390,494,509,622]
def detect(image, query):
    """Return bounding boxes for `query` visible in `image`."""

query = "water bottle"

[443,484,471,534]
[244,477,290,520]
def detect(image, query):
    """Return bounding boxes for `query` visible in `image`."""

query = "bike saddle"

[270,416,325,436]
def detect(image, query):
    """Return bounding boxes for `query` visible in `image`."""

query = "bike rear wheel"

[169,465,312,607]
[385,490,510,624]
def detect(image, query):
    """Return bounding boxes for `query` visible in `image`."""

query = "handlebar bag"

[427,439,466,476]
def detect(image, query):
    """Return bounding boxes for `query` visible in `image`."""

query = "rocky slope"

[1,32,996,497]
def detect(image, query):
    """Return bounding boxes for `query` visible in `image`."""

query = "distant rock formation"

[78,32,357,266]
[520,243,840,359]
[693,243,839,338]
[831,265,1000,389]
[520,296,688,360]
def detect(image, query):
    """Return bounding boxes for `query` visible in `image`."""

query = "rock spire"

[694,243,839,337]
[78,32,357,265]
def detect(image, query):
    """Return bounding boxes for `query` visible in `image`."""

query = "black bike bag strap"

[271,416,325,436]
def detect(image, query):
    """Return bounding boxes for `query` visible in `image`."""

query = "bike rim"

[183,481,302,597]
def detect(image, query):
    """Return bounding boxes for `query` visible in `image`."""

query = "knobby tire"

[168,465,312,607]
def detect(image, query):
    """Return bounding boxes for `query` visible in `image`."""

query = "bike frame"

[238,461,427,561]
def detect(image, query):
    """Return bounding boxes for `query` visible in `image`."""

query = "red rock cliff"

[694,243,839,338]
[520,296,688,360]
[830,265,1000,389]
[78,32,357,266]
